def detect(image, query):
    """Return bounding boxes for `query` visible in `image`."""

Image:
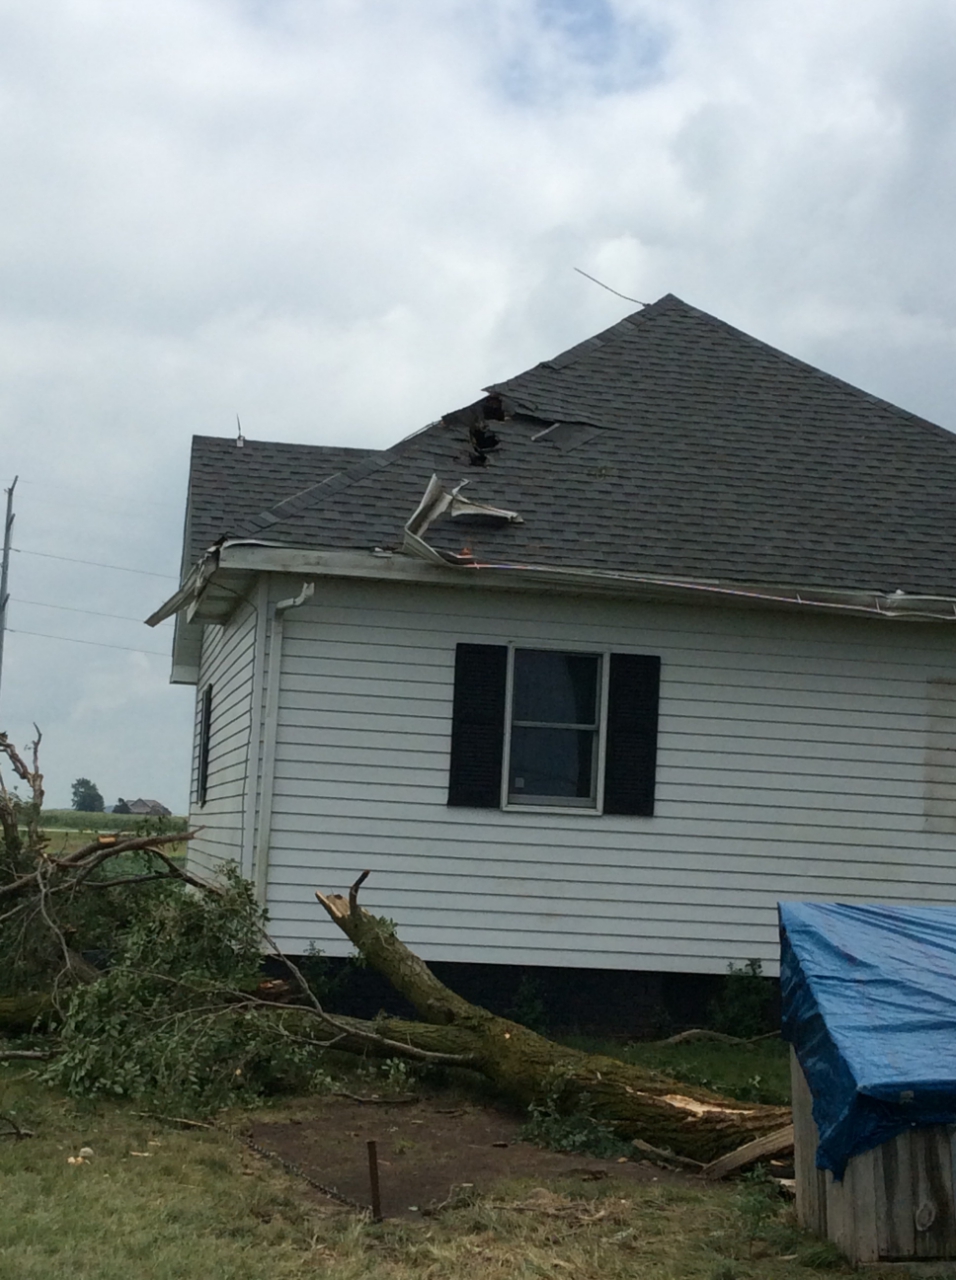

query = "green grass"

[0,1070,328,1280]
[0,1057,871,1280]
[39,810,188,833]
[556,1035,792,1106]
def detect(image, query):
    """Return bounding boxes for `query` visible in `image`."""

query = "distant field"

[39,830,188,860]
[39,810,188,833]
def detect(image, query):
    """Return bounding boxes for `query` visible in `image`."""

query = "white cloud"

[1,0,956,805]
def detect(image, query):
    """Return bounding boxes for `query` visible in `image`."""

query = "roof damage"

[151,292,956,645]
[403,474,523,565]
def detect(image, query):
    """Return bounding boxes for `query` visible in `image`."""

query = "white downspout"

[253,580,315,905]
[240,578,270,881]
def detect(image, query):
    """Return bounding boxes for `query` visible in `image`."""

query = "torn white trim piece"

[403,474,522,563]
[450,484,522,522]
[145,579,197,628]
[145,556,215,627]
[220,537,289,551]
[145,538,290,627]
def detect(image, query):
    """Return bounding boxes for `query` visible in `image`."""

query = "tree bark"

[314,876,791,1164]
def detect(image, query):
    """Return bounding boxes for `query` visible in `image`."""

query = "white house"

[149,294,956,978]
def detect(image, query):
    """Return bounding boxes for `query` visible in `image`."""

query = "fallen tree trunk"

[314,876,790,1164]
[0,994,53,1032]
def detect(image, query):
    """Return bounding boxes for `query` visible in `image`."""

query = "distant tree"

[113,798,131,815]
[71,778,104,813]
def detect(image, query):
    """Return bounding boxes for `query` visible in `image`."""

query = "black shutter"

[198,683,213,807]
[447,643,507,808]
[603,654,660,816]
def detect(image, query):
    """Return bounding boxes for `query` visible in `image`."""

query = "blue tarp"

[779,901,956,1179]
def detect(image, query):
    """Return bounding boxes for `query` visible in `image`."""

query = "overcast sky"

[1,0,955,810]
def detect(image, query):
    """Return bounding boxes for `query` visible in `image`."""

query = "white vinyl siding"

[253,576,956,973]
[186,600,258,881]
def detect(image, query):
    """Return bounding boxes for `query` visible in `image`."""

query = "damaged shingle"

[530,421,601,452]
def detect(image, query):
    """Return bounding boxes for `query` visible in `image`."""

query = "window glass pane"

[509,726,596,800]
[512,650,599,725]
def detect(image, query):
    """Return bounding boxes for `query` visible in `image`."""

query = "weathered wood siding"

[257,576,956,970]
[793,1050,956,1263]
[186,599,259,880]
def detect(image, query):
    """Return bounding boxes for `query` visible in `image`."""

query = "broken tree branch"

[252,920,480,1068]
[0,831,202,906]
[655,1028,780,1047]
[631,1138,705,1170]
[0,1113,34,1139]
[701,1124,795,1180]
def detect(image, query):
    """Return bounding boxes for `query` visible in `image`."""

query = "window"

[508,650,601,806]
[197,683,213,807]
[447,644,660,814]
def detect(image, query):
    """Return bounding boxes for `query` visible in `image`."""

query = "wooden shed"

[781,902,956,1268]
[792,1050,956,1264]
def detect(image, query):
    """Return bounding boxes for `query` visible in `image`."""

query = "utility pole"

[0,475,17,710]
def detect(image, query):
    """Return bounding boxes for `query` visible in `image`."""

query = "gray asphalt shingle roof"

[183,436,376,568]
[183,294,956,595]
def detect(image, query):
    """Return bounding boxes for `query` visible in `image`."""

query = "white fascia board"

[218,543,464,585]
[214,543,956,623]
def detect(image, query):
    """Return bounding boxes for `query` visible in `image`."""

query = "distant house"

[149,294,956,979]
[126,799,172,817]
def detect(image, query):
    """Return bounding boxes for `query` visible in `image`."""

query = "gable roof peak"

[173,294,956,600]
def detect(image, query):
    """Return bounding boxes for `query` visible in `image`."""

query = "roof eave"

[152,541,956,624]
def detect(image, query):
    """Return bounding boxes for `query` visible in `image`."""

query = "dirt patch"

[248,1094,690,1219]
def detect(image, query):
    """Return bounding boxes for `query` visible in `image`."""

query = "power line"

[0,474,181,512]
[7,627,169,657]
[12,547,178,580]
[12,597,173,626]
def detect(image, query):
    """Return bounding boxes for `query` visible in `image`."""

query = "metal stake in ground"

[367,1139,382,1221]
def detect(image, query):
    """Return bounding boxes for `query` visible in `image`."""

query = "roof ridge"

[496,293,956,443]
[493,295,678,382]
[191,433,374,455]
[655,297,956,440]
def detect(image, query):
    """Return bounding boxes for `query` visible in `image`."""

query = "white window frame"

[500,644,610,814]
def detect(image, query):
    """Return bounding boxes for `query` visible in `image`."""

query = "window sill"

[502,802,603,816]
